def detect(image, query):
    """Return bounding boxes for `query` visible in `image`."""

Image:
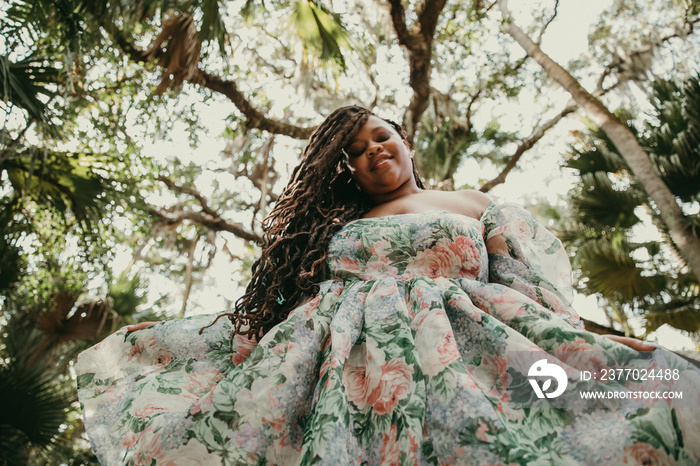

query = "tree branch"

[199,70,313,139]
[179,234,199,318]
[535,0,560,45]
[497,0,700,283]
[387,0,448,144]
[480,103,577,192]
[104,24,314,140]
[387,0,417,49]
[149,207,262,244]
[156,176,219,217]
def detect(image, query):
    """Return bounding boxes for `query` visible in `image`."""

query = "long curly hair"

[204,106,424,341]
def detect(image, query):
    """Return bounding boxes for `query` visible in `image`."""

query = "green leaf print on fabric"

[77,206,700,465]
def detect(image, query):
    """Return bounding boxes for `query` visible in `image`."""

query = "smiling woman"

[77,106,700,465]
[342,116,419,204]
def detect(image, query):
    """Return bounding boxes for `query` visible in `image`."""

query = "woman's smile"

[370,154,393,171]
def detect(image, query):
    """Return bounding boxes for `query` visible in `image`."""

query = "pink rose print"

[184,369,224,395]
[343,363,372,408]
[154,348,172,369]
[511,219,532,240]
[336,256,362,274]
[127,336,159,363]
[475,422,490,443]
[413,309,458,377]
[623,443,675,466]
[450,235,481,278]
[379,424,401,465]
[232,333,259,366]
[121,433,137,449]
[475,353,511,400]
[408,242,462,278]
[554,337,607,372]
[436,331,461,368]
[365,256,399,278]
[132,427,163,466]
[189,389,215,415]
[367,359,414,415]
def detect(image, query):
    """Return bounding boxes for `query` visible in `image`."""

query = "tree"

[497,0,700,284]
[560,76,700,336]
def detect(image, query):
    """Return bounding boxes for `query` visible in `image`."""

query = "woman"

[78,106,699,465]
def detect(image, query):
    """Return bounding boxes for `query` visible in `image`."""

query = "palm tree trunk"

[497,0,700,283]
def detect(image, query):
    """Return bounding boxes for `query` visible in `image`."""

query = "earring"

[342,148,357,173]
[410,150,415,159]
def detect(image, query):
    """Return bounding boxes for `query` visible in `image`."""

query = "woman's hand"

[126,321,161,332]
[603,334,656,352]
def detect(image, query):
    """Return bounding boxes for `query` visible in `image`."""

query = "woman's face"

[344,116,417,201]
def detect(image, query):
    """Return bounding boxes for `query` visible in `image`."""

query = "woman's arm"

[603,334,656,351]
[126,321,161,332]
[485,234,511,257]
[454,190,511,257]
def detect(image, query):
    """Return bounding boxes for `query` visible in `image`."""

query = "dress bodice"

[327,211,488,282]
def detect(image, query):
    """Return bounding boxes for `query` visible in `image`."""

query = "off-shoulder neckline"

[351,201,495,224]
[344,208,489,228]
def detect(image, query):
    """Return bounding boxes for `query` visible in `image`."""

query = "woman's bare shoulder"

[454,189,492,218]
[421,189,492,219]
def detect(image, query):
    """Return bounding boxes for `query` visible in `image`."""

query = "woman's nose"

[367,141,381,157]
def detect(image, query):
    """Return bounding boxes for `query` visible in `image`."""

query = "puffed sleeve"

[480,202,583,329]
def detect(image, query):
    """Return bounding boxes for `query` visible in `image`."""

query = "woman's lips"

[371,154,392,171]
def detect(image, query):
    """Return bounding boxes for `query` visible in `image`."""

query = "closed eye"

[345,129,393,158]
[376,131,390,142]
[345,143,366,158]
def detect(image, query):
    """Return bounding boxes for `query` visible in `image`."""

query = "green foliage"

[571,172,642,229]
[3,150,117,231]
[562,75,700,337]
[415,117,475,184]
[110,273,147,316]
[0,363,72,463]
[0,55,62,134]
[0,0,697,460]
[645,77,700,201]
[290,0,350,70]
[81,0,229,53]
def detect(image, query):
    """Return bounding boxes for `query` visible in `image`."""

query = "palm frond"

[4,0,85,52]
[415,117,474,184]
[0,362,71,458]
[570,171,642,229]
[0,55,62,134]
[110,272,148,317]
[645,75,700,201]
[645,305,700,334]
[290,0,351,70]
[145,13,204,94]
[197,0,229,54]
[3,149,116,231]
[576,238,665,301]
[566,138,626,175]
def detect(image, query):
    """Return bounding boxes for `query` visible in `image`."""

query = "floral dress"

[77,204,700,465]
